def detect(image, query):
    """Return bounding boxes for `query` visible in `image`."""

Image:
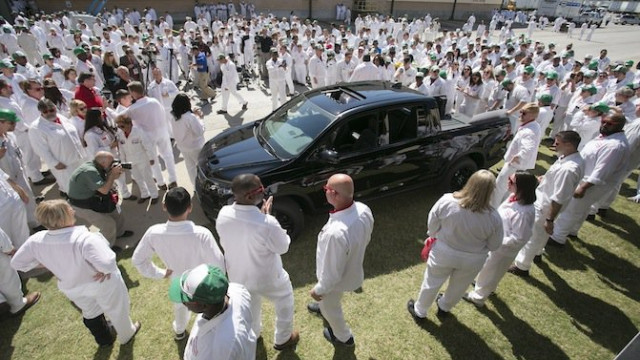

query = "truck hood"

[199,123,285,181]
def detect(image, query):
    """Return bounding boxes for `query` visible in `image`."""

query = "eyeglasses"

[246,185,264,197]
[41,108,56,114]
[32,87,44,91]
[78,106,87,110]
[323,184,338,195]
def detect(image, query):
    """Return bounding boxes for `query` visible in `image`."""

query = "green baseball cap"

[0,108,19,122]
[625,60,634,67]
[588,60,598,70]
[0,59,15,69]
[627,82,640,90]
[501,79,513,87]
[524,65,535,74]
[439,70,447,79]
[581,85,597,95]
[169,265,228,304]
[73,47,86,55]
[538,93,553,105]
[590,102,609,113]
[11,51,26,59]
[546,71,558,80]
[42,53,53,60]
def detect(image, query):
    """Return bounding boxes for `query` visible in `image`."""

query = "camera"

[112,160,132,170]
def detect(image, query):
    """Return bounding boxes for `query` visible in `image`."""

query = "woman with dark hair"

[171,93,205,187]
[456,71,483,117]
[43,79,73,116]
[454,65,471,113]
[62,68,77,92]
[464,170,537,307]
[102,51,120,93]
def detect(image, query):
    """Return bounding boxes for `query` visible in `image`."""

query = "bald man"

[308,174,374,347]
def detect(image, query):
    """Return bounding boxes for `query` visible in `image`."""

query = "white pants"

[269,79,287,111]
[552,184,609,244]
[130,162,158,199]
[468,248,519,303]
[116,174,131,198]
[550,106,568,138]
[593,168,636,211]
[0,253,27,313]
[221,86,247,111]
[414,240,488,316]
[178,146,201,187]
[248,273,294,345]
[0,197,29,249]
[318,291,351,342]
[311,76,326,89]
[294,64,307,84]
[285,70,295,95]
[173,302,190,334]
[14,172,38,227]
[62,271,137,344]
[15,131,44,182]
[515,205,548,271]
[151,135,177,186]
[72,206,125,247]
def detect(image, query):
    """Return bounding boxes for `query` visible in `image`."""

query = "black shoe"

[273,330,300,351]
[307,302,321,316]
[546,237,565,247]
[217,110,228,114]
[435,293,449,318]
[597,208,608,218]
[32,177,56,186]
[406,299,426,322]
[32,225,47,232]
[41,170,52,177]
[123,195,138,201]
[35,196,45,204]
[242,103,248,110]
[137,196,150,204]
[174,331,187,341]
[168,181,178,189]
[158,184,168,191]
[323,327,354,347]
[507,265,530,277]
[533,254,543,264]
[111,246,123,253]
[59,191,68,199]
[117,230,134,239]
[150,198,159,205]
[586,214,596,221]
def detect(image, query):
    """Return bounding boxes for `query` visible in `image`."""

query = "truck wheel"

[622,21,627,25]
[443,157,478,192]
[272,197,305,240]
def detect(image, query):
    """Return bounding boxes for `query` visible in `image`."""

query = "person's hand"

[0,147,6,159]
[164,269,173,278]
[309,288,323,301]
[544,220,554,235]
[5,248,16,257]
[110,164,124,177]
[16,185,29,204]
[54,162,67,170]
[110,140,118,149]
[510,156,520,165]
[574,185,587,198]
[93,272,111,283]
[261,195,273,214]
[150,159,155,166]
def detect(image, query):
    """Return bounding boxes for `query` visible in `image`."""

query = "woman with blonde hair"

[407,169,503,320]
[69,99,88,137]
[11,199,141,347]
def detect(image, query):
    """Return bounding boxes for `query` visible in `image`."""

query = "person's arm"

[502,207,535,247]
[265,214,291,255]
[10,241,40,272]
[82,233,119,274]
[312,230,348,297]
[7,178,29,203]
[131,230,168,279]
[575,145,622,197]
[96,164,123,195]
[200,229,226,271]
[28,127,62,169]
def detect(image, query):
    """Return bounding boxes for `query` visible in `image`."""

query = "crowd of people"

[0,3,640,359]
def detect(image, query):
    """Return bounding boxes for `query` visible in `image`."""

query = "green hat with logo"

[42,53,53,60]
[588,60,598,70]
[546,71,558,80]
[625,60,634,67]
[11,51,26,59]
[581,85,597,95]
[0,108,19,122]
[538,93,553,105]
[501,79,513,87]
[169,265,228,304]
[439,70,447,79]
[524,65,535,74]
[584,70,597,78]
[627,82,640,90]
[0,59,15,69]
[73,47,86,55]
[590,102,609,113]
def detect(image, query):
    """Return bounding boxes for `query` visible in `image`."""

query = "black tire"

[622,21,627,25]
[443,157,478,192]
[272,197,305,240]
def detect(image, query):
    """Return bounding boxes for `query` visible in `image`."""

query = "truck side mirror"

[318,149,339,164]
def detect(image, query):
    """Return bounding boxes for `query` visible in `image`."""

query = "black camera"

[112,160,132,170]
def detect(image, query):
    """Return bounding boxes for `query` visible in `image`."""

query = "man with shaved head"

[308,173,374,347]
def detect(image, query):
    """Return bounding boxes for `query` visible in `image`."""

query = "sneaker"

[307,302,321,316]
[174,331,187,341]
[273,330,300,351]
[462,293,485,308]
[323,327,354,347]
[242,102,248,110]
[507,265,530,277]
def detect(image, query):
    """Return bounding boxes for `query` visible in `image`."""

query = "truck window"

[417,107,441,136]
[331,113,382,153]
[384,106,419,143]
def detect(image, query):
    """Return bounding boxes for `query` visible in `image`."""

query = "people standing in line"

[407,170,503,321]
[132,187,225,340]
[464,171,537,306]
[216,173,300,351]
[11,199,141,346]
[510,131,584,276]
[169,264,257,360]
[308,173,374,347]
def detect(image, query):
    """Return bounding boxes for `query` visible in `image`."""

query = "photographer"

[67,151,134,249]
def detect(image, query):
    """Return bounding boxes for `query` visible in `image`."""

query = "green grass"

[2,145,639,360]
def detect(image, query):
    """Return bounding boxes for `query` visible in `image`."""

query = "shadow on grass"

[174,334,188,360]
[274,346,304,360]
[414,315,502,359]
[479,296,570,359]
[93,343,113,360]
[117,338,135,360]
[119,265,140,289]
[531,261,638,354]
[0,313,23,360]
[589,209,640,250]
[540,239,588,271]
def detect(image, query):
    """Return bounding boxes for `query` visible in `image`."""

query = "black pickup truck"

[196,81,510,238]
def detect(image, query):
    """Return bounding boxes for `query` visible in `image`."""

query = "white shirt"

[349,61,380,82]
[427,193,503,254]
[623,118,640,171]
[266,57,286,82]
[146,78,179,109]
[504,120,542,170]
[116,125,157,164]
[580,131,629,186]
[184,283,256,360]
[0,168,21,209]
[536,152,584,211]
[308,55,327,79]
[116,96,169,140]
[28,115,86,169]
[132,220,225,280]
[216,203,290,291]
[313,202,374,295]
[219,59,240,87]
[495,199,535,255]
[11,226,117,291]
[172,112,205,151]
[84,127,116,159]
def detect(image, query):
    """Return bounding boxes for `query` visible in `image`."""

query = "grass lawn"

[2,145,639,360]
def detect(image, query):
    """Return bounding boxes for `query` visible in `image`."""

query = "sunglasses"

[78,106,87,110]
[32,87,44,91]
[246,185,264,197]
[323,184,338,195]
[42,108,56,114]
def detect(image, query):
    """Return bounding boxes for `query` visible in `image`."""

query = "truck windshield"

[259,96,335,159]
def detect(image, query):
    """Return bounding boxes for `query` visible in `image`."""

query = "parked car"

[195,82,510,238]
[577,11,604,27]
[614,14,640,25]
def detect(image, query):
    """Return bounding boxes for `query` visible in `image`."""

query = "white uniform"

[216,203,294,345]
[308,54,327,89]
[10,95,44,183]
[0,132,37,227]
[219,59,247,112]
[349,61,381,82]
[413,193,502,316]
[569,112,601,150]
[172,112,205,187]
[266,57,287,111]
[537,106,554,135]
[468,198,535,303]
[147,78,179,138]
[493,120,542,207]
[75,59,104,90]
[552,132,629,244]
[313,202,374,343]
[11,226,138,344]
[0,227,29,313]
[184,283,257,360]
[132,220,225,335]
[0,168,29,249]
[336,58,357,83]
[116,125,158,199]
[515,152,584,270]
[28,115,86,194]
